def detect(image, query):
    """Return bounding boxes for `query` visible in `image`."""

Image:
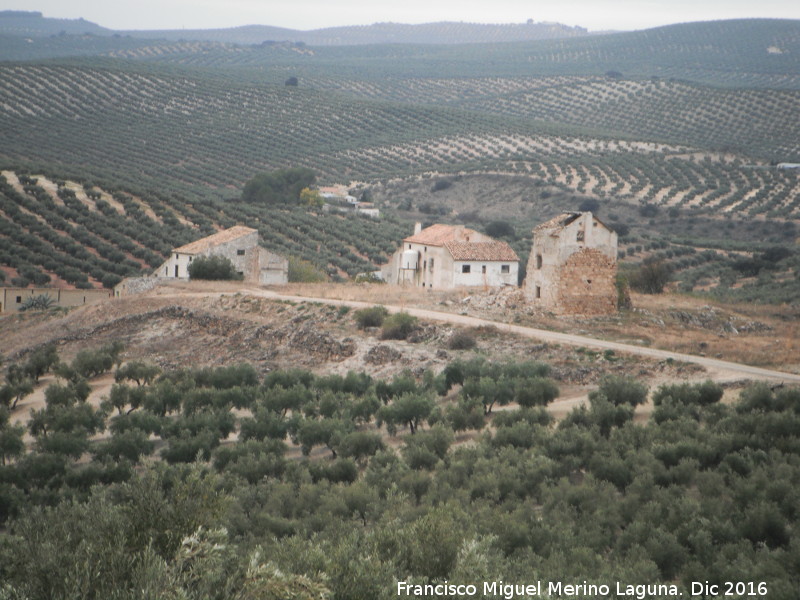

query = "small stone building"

[382,223,519,289]
[523,212,618,315]
[155,225,288,285]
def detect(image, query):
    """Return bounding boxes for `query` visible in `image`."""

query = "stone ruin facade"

[523,212,618,315]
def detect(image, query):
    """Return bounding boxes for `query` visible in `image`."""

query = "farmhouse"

[382,223,519,289]
[523,212,618,315]
[154,225,288,285]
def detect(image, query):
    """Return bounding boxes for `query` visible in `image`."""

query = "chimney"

[414,222,422,235]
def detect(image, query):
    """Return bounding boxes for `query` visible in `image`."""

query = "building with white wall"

[155,225,288,285]
[382,223,519,289]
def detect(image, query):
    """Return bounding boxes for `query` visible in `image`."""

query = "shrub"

[287,256,327,283]
[381,312,418,340]
[430,179,452,192]
[629,259,672,294]
[485,220,515,239]
[446,330,477,350]
[188,255,243,281]
[18,294,56,312]
[354,305,389,329]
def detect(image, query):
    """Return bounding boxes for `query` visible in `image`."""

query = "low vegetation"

[188,255,243,281]
[0,343,798,598]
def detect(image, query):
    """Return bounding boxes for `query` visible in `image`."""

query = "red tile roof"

[444,241,519,262]
[173,226,257,254]
[403,224,480,245]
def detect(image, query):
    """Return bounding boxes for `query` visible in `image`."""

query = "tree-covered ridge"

[1,343,799,599]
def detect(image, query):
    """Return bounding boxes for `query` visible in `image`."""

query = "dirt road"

[165,286,800,385]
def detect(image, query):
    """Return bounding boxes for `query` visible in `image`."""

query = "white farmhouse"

[382,223,519,289]
[155,225,288,285]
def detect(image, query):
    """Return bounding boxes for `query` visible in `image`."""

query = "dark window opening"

[429,258,434,272]
[423,260,427,271]
[175,253,179,259]
[462,265,471,274]
[536,254,543,269]
[408,244,411,249]
[501,264,510,274]
[174,265,179,277]
[577,230,585,242]
[587,279,592,285]
[16,296,22,303]
[481,265,487,274]
[535,286,541,299]
[237,249,245,256]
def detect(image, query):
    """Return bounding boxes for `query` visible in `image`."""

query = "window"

[189,256,192,262]
[536,254,543,269]
[535,286,541,299]
[481,265,487,274]
[429,258,434,272]
[423,260,427,271]
[501,264,510,274]
[462,265,471,274]
[408,244,411,249]
[174,265,179,277]
[577,230,585,242]
[175,253,179,259]
[16,296,22,303]
[237,249,245,256]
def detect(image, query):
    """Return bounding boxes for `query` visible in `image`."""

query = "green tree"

[300,187,324,209]
[188,255,244,281]
[242,168,316,205]
[377,392,434,435]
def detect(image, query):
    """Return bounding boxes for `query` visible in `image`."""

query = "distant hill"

[0,11,591,46]
[0,10,110,37]
[118,21,591,46]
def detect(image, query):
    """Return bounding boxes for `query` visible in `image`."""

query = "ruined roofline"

[533,211,615,234]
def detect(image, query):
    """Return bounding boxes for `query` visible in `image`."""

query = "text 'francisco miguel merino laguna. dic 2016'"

[396,580,684,600]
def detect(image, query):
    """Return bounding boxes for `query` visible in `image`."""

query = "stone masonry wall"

[555,248,617,315]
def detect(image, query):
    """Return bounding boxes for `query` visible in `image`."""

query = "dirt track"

[163,286,800,385]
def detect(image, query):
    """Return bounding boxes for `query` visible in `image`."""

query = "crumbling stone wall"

[555,248,617,315]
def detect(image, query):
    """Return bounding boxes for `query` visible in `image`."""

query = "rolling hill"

[0,18,798,296]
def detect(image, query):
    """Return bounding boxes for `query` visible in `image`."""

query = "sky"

[5,0,799,32]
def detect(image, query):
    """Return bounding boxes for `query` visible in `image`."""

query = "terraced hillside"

[0,171,409,289]
[122,19,800,89]
[0,61,798,218]
[0,19,798,294]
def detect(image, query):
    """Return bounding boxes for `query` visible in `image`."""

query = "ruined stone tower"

[523,212,618,315]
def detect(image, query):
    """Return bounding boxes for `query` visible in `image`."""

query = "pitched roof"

[403,224,480,245]
[534,212,614,234]
[173,226,257,255]
[534,212,582,232]
[444,241,519,262]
